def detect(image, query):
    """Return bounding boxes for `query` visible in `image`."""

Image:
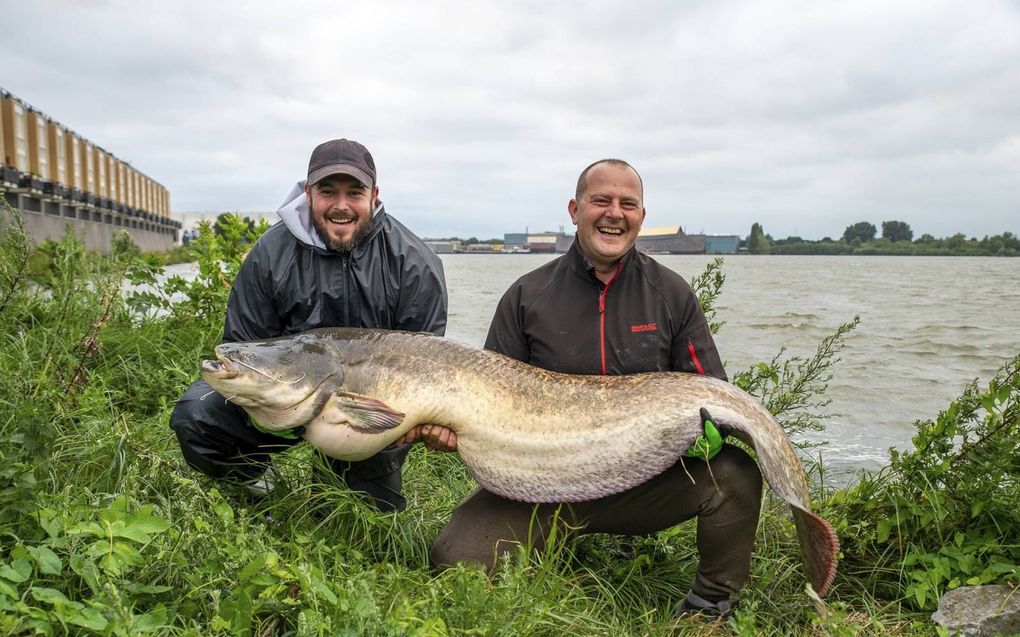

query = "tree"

[842,221,877,244]
[881,220,913,242]
[746,222,770,254]
[945,233,967,249]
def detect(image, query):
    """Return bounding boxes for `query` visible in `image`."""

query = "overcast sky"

[2,1,1017,240]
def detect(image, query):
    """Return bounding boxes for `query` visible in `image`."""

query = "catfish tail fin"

[792,506,839,597]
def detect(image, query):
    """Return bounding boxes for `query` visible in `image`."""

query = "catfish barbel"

[200,327,839,596]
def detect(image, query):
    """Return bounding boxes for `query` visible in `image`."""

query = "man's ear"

[567,199,579,225]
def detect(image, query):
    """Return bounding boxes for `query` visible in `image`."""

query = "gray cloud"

[2,0,1017,239]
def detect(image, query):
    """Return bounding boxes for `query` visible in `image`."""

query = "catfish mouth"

[200,356,238,379]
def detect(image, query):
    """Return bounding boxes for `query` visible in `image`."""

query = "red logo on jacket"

[630,323,657,333]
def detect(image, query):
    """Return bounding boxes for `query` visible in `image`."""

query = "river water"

[166,254,1020,478]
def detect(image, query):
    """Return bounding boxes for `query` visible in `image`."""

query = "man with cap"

[170,139,448,512]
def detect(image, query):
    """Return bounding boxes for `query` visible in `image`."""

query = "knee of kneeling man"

[169,414,192,438]
[429,536,499,573]
[169,398,206,435]
[429,536,463,570]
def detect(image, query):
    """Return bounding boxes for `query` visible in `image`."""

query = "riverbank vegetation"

[1,208,1016,635]
[745,220,1019,256]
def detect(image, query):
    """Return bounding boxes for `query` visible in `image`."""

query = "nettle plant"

[0,496,172,635]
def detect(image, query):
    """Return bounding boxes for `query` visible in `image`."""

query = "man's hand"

[395,424,458,452]
[684,408,726,461]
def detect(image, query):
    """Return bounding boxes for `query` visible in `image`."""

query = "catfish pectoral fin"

[321,391,406,432]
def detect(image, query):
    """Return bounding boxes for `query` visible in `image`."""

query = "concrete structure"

[1,89,179,252]
[0,191,177,252]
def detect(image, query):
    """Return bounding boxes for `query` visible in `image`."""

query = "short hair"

[574,159,644,200]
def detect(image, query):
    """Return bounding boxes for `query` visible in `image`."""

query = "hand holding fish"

[396,423,458,451]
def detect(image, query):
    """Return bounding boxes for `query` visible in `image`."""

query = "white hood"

[276,179,383,250]
[276,180,326,249]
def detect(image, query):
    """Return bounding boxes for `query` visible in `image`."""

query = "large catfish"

[201,327,839,596]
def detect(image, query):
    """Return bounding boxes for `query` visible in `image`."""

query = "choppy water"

[166,254,1020,478]
[441,254,1020,477]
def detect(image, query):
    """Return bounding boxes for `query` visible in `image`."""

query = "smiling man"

[424,158,762,619]
[568,159,646,283]
[304,140,379,252]
[170,138,447,513]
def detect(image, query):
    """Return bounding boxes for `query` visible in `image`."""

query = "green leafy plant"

[689,256,726,334]
[0,496,172,635]
[830,355,1019,609]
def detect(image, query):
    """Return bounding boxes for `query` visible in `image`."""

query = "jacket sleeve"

[394,250,448,336]
[484,282,531,363]
[222,245,283,343]
[670,288,727,382]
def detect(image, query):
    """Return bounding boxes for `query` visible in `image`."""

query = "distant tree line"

[743,220,1019,256]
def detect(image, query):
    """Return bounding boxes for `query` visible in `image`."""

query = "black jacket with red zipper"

[484,241,726,381]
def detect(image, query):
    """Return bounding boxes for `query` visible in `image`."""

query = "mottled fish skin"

[201,327,839,596]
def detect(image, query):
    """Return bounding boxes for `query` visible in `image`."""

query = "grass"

[0,208,1015,636]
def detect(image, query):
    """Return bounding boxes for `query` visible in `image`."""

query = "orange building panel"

[26,109,50,180]
[47,120,68,187]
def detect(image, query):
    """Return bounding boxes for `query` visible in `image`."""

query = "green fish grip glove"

[684,407,728,461]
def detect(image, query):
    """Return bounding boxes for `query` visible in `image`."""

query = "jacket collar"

[565,239,636,283]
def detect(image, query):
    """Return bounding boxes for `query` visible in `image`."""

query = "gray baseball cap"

[307,139,376,187]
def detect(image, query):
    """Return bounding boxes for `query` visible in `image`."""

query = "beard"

[311,208,375,254]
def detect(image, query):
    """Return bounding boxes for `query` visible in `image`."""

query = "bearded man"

[170,139,448,512]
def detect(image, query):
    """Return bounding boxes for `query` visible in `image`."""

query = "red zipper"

[687,341,705,375]
[597,261,623,375]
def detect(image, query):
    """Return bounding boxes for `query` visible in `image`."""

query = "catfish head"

[200,333,343,431]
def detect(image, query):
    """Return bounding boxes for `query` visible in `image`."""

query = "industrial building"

[502,230,573,253]
[705,235,741,254]
[635,226,705,254]
[495,227,740,255]
[422,240,459,254]
[1,89,179,252]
